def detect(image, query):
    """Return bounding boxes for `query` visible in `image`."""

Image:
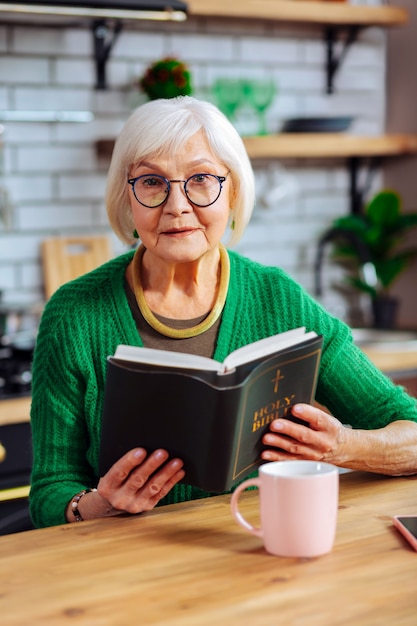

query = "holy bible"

[99,327,323,493]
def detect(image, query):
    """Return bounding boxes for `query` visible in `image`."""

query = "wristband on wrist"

[71,488,97,522]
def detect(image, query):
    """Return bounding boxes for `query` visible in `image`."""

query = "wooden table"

[1,471,417,625]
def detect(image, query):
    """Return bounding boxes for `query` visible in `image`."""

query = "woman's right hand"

[66,448,185,522]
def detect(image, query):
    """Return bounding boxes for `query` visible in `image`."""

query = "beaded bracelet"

[71,488,97,522]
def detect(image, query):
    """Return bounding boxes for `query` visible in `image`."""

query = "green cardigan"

[30,250,417,528]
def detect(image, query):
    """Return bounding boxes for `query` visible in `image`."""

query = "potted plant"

[326,189,417,328]
[139,56,192,100]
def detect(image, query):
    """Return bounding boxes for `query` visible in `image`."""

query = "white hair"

[106,96,255,246]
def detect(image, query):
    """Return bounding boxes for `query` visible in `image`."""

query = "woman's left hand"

[261,403,351,466]
[261,403,417,476]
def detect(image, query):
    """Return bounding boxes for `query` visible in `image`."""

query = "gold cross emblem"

[272,369,285,393]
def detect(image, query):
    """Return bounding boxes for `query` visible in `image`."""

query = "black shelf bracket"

[92,20,123,90]
[325,26,361,94]
[348,155,381,214]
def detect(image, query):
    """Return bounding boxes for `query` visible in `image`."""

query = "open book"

[99,327,323,492]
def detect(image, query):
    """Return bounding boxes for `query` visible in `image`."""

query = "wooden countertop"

[361,346,417,378]
[1,471,417,625]
[0,396,31,426]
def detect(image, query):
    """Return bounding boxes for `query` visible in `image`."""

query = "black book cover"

[99,335,323,492]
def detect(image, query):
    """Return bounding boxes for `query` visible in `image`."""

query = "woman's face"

[128,131,232,265]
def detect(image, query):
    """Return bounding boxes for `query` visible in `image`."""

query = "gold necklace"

[132,244,230,339]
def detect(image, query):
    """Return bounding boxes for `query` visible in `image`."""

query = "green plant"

[139,57,192,100]
[330,190,417,298]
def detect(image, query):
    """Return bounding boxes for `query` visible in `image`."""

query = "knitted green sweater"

[30,250,417,528]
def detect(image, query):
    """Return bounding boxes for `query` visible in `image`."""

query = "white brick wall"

[0,10,386,326]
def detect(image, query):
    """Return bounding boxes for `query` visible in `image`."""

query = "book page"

[112,327,316,375]
[222,328,316,372]
[113,344,221,372]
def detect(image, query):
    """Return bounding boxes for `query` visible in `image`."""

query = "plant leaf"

[375,249,417,289]
[366,190,400,227]
[392,214,417,233]
[326,189,417,297]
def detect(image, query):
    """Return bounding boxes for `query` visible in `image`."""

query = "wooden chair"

[41,236,112,299]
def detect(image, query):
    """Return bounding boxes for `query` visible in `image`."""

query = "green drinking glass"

[242,79,276,135]
[212,79,244,121]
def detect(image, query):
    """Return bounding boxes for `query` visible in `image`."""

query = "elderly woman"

[30,96,417,528]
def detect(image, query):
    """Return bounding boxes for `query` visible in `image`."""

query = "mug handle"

[230,477,262,538]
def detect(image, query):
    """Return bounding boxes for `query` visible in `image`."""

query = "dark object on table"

[281,116,354,133]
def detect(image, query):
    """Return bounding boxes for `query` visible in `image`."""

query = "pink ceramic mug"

[230,460,339,558]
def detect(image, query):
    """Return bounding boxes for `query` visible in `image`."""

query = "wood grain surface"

[188,0,408,26]
[0,396,31,426]
[1,471,416,625]
[243,133,417,160]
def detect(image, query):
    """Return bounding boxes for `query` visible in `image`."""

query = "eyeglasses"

[127,172,228,208]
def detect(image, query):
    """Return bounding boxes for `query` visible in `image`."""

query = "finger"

[261,429,325,461]
[267,418,316,445]
[268,405,337,442]
[291,403,333,431]
[260,447,312,462]
[143,466,186,510]
[265,423,335,456]
[122,460,185,514]
[263,431,320,458]
[128,453,182,493]
[101,447,148,486]
[99,448,169,503]
[264,415,331,456]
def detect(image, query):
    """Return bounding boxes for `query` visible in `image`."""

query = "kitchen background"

[0,0,416,330]
[0,0,416,536]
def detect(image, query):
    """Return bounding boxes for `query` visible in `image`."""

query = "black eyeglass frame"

[127,172,228,208]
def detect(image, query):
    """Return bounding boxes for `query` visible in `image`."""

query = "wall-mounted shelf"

[96,133,417,161]
[0,110,94,123]
[188,1,409,93]
[0,2,410,92]
[0,1,187,90]
[242,133,417,159]
[244,133,417,214]
[187,1,408,27]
